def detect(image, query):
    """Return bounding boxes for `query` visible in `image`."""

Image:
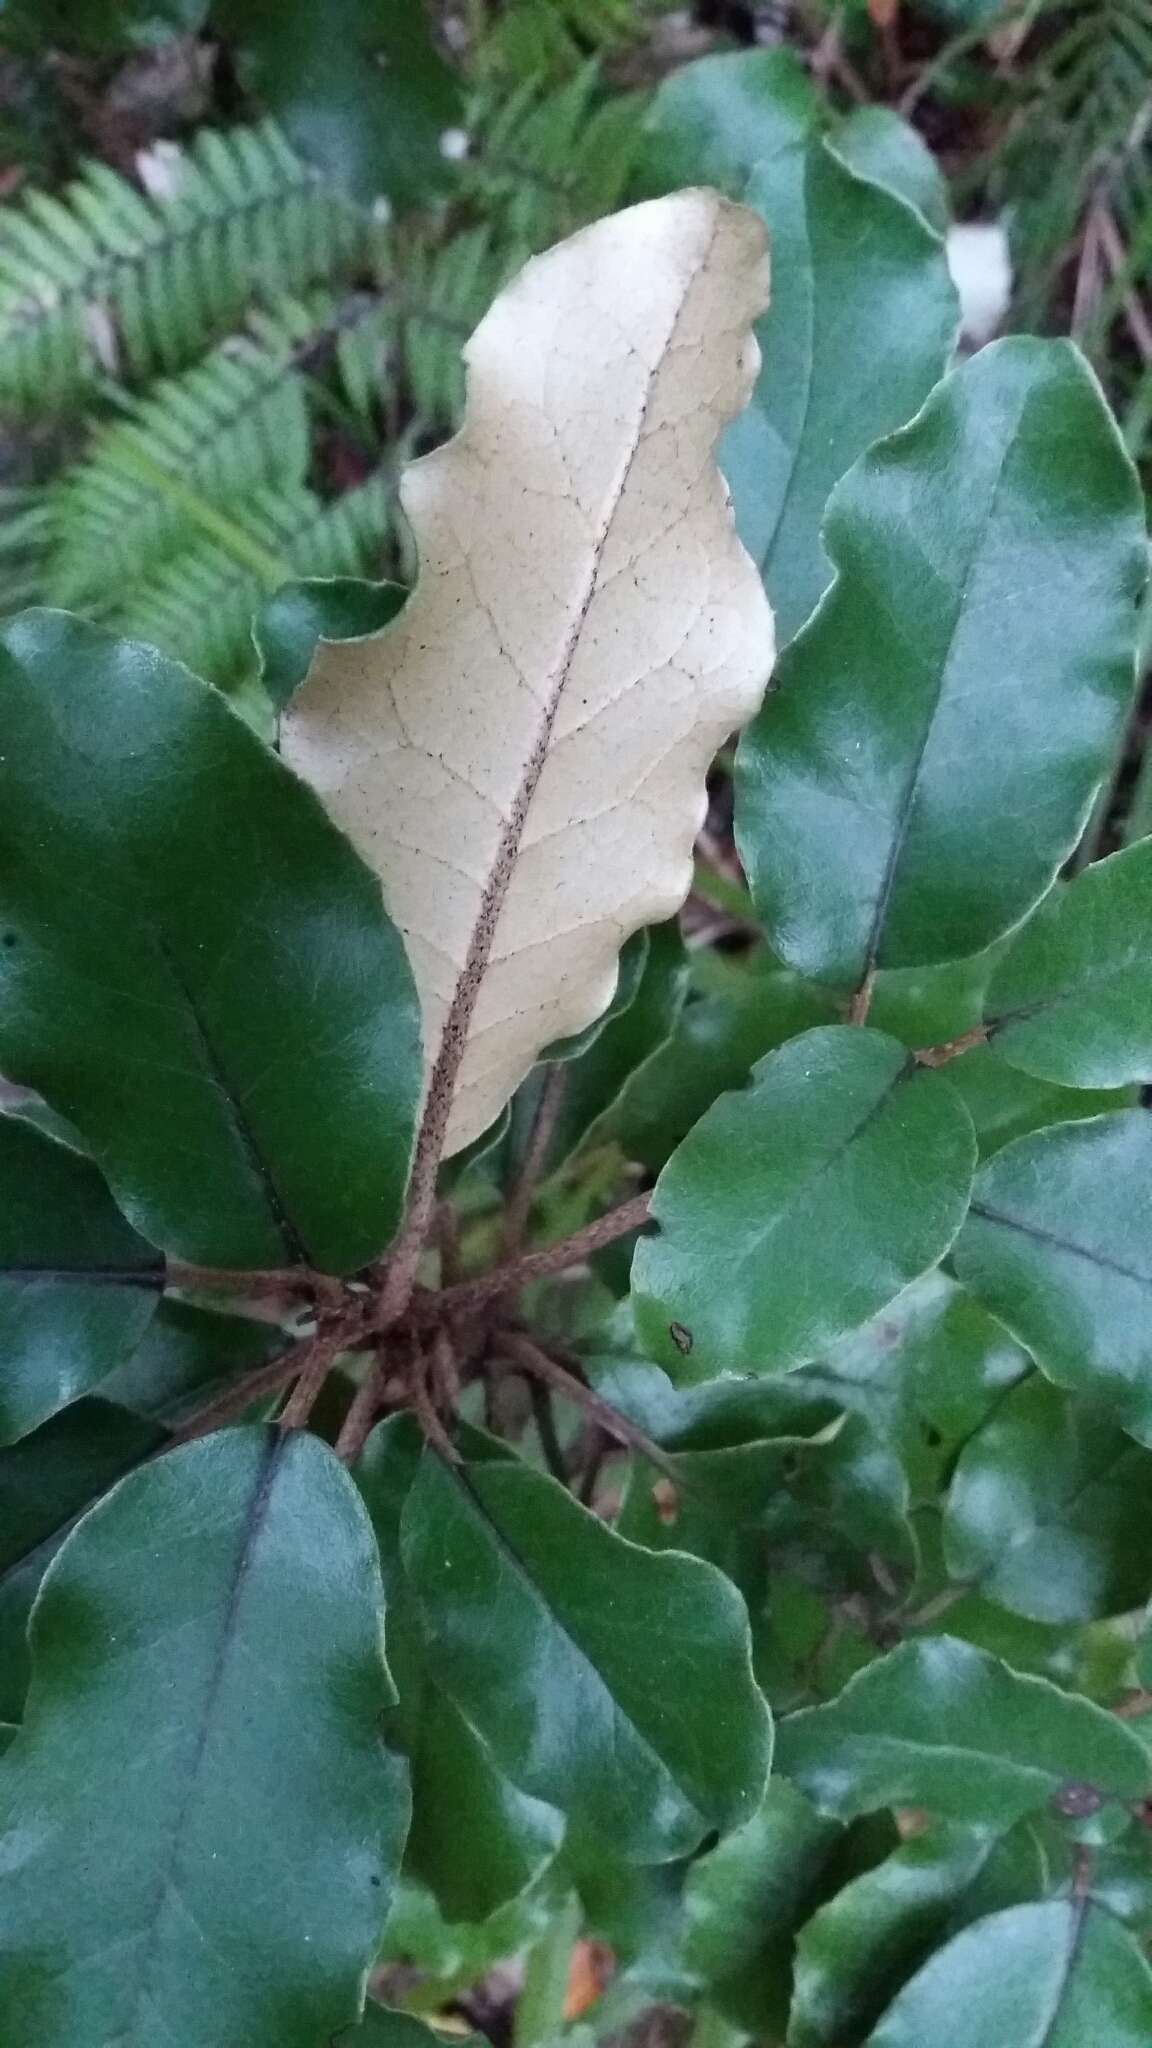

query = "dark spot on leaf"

[1,932,16,948]
[669,1321,693,1354]
[1052,1780,1104,1819]
[370,1874,381,1888]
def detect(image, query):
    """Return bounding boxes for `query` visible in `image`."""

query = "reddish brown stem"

[915,1025,990,1068]
[432,1192,652,1319]
[499,1330,679,1482]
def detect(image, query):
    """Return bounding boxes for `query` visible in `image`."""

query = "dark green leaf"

[831,106,950,232]
[790,1821,1045,2048]
[683,1778,839,2034]
[357,1416,561,1923]
[98,1295,282,1423]
[953,1112,1152,1443]
[901,1277,1030,1452]
[736,341,1147,989]
[401,1452,771,1862]
[257,576,408,716]
[943,1046,1136,1160]
[775,1636,1151,1823]
[599,1355,913,1577]
[535,921,689,1168]
[0,1428,407,2045]
[865,1900,1152,2045]
[0,1397,161,1721]
[0,1115,161,1444]
[638,47,821,198]
[632,1026,975,1381]
[945,1375,1152,1623]
[987,843,1152,1088]
[0,611,421,1271]
[216,0,461,209]
[612,963,838,1174]
[725,136,956,642]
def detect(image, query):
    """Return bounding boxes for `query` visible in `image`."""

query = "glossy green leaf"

[683,1778,839,2034]
[832,105,950,232]
[953,1112,1152,1443]
[865,1900,1152,2046]
[725,136,957,642]
[736,341,1147,989]
[902,1277,1030,1451]
[632,1026,975,1381]
[0,611,421,1271]
[0,1397,160,1722]
[987,843,1152,1087]
[401,1452,771,1862]
[216,0,461,209]
[943,1045,1136,1160]
[357,1416,562,1923]
[0,1428,407,2045]
[98,1295,282,1423]
[945,1374,1152,1623]
[789,1821,1045,2048]
[538,921,689,1169]
[640,47,954,645]
[639,47,820,199]
[776,1636,1152,1823]
[600,1355,913,1577]
[612,964,838,1174]
[0,1115,162,1444]
[257,576,408,715]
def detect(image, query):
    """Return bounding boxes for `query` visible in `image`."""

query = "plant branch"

[431,1191,652,1318]
[498,1330,680,1482]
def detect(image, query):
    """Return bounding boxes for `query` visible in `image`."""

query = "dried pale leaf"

[282,191,774,1152]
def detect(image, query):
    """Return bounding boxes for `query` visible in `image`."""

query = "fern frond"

[477,0,641,83]
[0,487,52,613]
[112,473,395,684]
[1003,0,1152,326]
[0,121,364,414]
[469,67,644,249]
[41,293,369,606]
[337,227,514,429]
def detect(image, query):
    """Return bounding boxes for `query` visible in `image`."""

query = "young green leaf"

[736,340,1148,992]
[282,193,775,1157]
[952,1112,1152,1443]
[944,1374,1152,1623]
[986,841,1152,1088]
[864,1900,1152,2046]
[723,135,957,642]
[0,1115,162,1444]
[775,1636,1152,1824]
[0,1429,407,2046]
[401,1451,772,1862]
[631,1026,975,1381]
[0,610,421,1271]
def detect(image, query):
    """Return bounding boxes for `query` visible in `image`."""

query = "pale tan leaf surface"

[283,190,774,1153]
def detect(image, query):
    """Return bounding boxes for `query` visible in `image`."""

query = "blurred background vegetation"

[1,0,1150,699]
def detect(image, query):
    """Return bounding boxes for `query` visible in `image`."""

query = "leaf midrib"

[111,1432,283,2045]
[429,1459,715,1844]
[425,215,725,1120]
